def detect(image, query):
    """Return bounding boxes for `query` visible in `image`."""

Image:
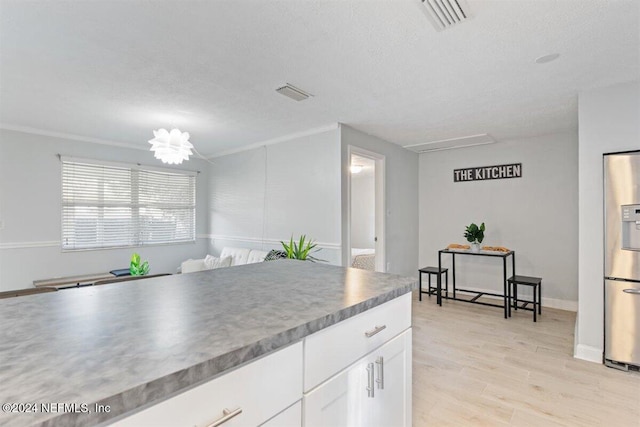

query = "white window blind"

[62,159,196,250]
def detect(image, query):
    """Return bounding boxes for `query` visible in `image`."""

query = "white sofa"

[181,247,269,273]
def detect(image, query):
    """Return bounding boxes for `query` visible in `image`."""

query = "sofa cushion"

[219,247,251,266]
[181,259,207,274]
[247,250,269,264]
[204,255,233,270]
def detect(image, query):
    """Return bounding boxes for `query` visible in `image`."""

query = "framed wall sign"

[454,163,522,182]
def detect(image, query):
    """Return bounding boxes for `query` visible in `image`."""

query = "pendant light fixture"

[148,128,193,165]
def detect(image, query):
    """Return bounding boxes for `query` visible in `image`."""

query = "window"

[61,158,196,250]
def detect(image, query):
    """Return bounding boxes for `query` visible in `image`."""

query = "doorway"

[348,147,385,272]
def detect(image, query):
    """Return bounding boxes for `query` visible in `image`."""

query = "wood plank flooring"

[412,292,640,426]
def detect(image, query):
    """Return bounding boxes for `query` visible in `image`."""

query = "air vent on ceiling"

[404,134,496,153]
[420,0,470,31]
[276,84,312,101]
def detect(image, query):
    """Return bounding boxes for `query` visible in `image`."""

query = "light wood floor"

[411,292,640,426]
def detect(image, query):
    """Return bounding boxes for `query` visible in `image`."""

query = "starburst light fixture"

[148,128,194,165]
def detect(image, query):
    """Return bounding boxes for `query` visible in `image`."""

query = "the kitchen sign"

[454,163,522,182]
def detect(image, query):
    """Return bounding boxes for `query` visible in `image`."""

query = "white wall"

[576,80,640,362]
[341,125,419,277]
[350,172,375,249]
[208,128,342,264]
[419,132,579,310]
[0,129,210,291]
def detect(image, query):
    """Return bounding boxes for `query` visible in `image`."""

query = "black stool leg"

[533,284,537,322]
[419,272,422,301]
[508,282,512,317]
[513,283,518,311]
[428,273,432,297]
[538,282,542,314]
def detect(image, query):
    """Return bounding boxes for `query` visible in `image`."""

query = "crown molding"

[0,123,147,151]
[208,123,340,158]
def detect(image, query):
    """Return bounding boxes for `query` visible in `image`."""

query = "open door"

[348,147,386,272]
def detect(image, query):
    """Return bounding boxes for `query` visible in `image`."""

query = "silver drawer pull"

[376,356,384,390]
[623,289,640,295]
[206,407,242,427]
[366,362,375,398]
[365,325,387,338]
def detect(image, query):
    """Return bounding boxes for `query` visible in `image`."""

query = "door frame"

[346,145,386,272]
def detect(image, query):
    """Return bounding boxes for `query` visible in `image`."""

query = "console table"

[437,248,515,318]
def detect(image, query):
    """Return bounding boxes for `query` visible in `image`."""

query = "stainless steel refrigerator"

[604,151,640,371]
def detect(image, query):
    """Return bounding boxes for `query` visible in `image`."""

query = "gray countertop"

[0,260,416,427]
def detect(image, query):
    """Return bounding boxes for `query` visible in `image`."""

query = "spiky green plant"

[280,235,325,262]
[130,253,150,276]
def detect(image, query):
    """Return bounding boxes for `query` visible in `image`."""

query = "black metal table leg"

[503,257,508,319]
[419,271,422,301]
[452,254,456,299]
[437,251,442,306]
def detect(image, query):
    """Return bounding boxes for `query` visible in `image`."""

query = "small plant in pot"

[281,235,326,262]
[464,222,485,253]
[130,253,150,276]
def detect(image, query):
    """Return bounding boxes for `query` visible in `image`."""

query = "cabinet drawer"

[260,401,301,427]
[113,342,302,427]
[304,293,411,391]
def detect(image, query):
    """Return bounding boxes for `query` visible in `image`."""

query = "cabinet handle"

[365,325,387,338]
[366,362,375,398]
[376,356,384,390]
[206,407,242,427]
[623,289,640,295]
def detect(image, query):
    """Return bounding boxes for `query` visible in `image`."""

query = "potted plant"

[130,253,150,276]
[280,235,325,262]
[464,222,485,253]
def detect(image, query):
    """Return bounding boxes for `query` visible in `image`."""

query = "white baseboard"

[452,285,577,312]
[574,344,603,364]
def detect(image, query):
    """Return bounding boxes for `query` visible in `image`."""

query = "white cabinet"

[260,401,301,427]
[304,330,411,427]
[111,294,411,427]
[113,342,303,427]
[304,293,411,391]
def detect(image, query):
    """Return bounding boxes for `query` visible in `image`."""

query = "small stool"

[507,275,542,322]
[418,267,448,302]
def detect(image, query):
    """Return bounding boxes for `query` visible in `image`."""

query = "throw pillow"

[264,250,288,261]
[204,255,232,270]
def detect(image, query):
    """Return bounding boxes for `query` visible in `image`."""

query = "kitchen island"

[0,260,415,427]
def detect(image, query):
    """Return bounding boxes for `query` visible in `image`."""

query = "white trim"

[1,236,210,250]
[574,344,603,364]
[205,234,342,250]
[0,240,60,250]
[208,124,340,158]
[0,123,147,151]
[1,122,342,161]
[345,145,386,272]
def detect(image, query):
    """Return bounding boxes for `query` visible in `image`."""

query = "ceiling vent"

[276,84,312,102]
[420,0,470,31]
[404,134,496,153]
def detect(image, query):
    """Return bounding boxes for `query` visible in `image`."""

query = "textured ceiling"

[0,0,638,156]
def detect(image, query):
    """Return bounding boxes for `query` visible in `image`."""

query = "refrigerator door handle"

[623,289,640,295]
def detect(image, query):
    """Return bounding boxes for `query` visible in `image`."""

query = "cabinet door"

[303,357,376,427]
[372,329,412,427]
[304,329,411,427]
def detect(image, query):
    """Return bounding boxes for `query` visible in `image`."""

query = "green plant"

[280,235,325,262]
[464,222,486,244]
[130,253,150,276]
